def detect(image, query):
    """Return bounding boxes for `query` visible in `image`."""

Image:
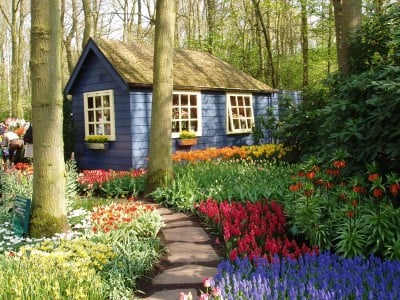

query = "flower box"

[177,138,197,147]
[86,142,110,150]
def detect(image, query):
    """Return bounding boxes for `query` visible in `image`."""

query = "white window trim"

[172,91,202,138]
[83,89,116,141]
[226,93,254,134]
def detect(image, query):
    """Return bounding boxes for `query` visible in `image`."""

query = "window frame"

[171,91,202,138]
[226,93,254,134]
[83,89,116,141]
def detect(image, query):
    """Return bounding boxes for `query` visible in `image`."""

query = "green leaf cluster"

[319,5,400,173]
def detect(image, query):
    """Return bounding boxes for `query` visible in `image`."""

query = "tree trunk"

[30,0,69,238]
[206,0,216,54]
[82,0,93,48]
[251,0,277,88]
[63,0,78,74]
[146,0,176,193]
[300,0,309,89]
[327,1,334,74]
[333,0,361,75]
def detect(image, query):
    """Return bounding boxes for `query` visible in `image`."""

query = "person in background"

[3,127,23,166]
[0,133,7,170]
[23,123,33,160]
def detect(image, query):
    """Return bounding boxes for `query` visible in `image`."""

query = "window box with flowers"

[176,130,197,147]
[85,135,110,150]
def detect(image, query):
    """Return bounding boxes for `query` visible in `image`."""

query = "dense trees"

[1,0,372,119]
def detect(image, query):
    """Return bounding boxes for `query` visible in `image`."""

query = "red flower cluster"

[198,199,316,261]
[77,168,146,190]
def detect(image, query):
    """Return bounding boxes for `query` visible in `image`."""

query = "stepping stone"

[143,288,199,300]
[157,207,174,216]
[166,242,220,264]
[162,227,210,243]
[163,219,196,228]
[152,264,217,286]
[162,212,192,223]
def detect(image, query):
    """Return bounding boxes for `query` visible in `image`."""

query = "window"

[83,89,116,141]
[172,91,201,138]
[226,93,254,134]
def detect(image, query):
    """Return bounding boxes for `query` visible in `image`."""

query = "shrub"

[84,135,108,143]
[179,130,197,139]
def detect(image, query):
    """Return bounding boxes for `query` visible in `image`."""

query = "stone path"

[142,206,221,300]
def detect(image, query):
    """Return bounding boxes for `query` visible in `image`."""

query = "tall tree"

[82,0,93,48]
[30,0,69,237]
[62,0,79,74]
[146,0,176,192]
[300,0,309,89]
[332,0,362,75]
[0,0,27,118]
[251,0,277,88]
[206,0,216,53]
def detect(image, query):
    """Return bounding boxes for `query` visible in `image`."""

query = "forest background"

[0,0,381,120]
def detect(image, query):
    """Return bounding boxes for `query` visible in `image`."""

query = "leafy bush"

[319,5,400,173]
[253,89,328,162]
[285,157,400,258]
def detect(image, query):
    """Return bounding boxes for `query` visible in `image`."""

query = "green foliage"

[319,4,400,173]
[0,196,164,299]
[179,130,197,139]
[90,209,164,299]
[65,160,79,211]
[254,88,329,162]
[0,169,32,223]
[85,135,109,143]
[0,249,106,299]
[151,160,296,211]
[100,175,146,198]
[63,97,76,161]
[362,202,400,257]
[334,219,367,258]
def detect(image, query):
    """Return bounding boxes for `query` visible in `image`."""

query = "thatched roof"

[92,37,273,93]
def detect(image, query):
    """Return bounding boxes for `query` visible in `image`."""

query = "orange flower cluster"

[90,200,155,233]
[172,144,288,163]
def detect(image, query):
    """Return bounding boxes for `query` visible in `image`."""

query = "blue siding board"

[71,51,134,171]
[129,91,152,168]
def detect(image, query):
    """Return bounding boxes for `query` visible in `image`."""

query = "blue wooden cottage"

[64,37,278,170]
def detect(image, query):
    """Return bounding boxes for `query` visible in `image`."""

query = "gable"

[64,40,128,96]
